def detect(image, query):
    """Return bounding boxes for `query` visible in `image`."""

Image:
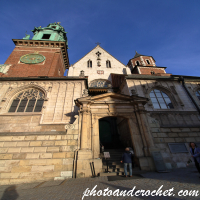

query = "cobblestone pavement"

[0,166,200,200]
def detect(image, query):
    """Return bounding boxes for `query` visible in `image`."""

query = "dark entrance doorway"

[99,117,132,149]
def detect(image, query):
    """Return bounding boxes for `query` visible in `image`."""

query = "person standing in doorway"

[120,147,132,177]
[189,142,200,178]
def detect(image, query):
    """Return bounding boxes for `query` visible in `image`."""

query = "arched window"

[146,59,151,64]
[196,90,200,100]
[150,89,174,109]
[9,89,45,113]
[87,60,92,68]
[106,60,111,68]
[136,61,140,66]
[89,79,111,88]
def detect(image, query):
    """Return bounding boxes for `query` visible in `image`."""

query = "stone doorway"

[75,92,157,177]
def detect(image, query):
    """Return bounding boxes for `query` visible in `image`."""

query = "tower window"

[146,59,151,64]
[87,60,92,68]
[150,89,174,109]
[51,26,57,29]
[106,60,111,68]
[42,34,51,39]
[136,61,140,66]
[8,89,45,113]
[151,71,155,75]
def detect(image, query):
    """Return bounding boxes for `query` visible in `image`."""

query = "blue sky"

[0,0,200,76]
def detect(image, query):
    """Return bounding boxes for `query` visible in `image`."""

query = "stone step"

[100,172,123,176]
[103,161,123,165]
[102,166,140,171]
[100,169,145,177]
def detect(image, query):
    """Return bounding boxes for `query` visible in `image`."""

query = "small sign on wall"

[97,70,104,74]
[168,143,188,153]
[104,152,110,158]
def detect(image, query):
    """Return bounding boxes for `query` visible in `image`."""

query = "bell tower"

[127,51,169,76]
[1,22,69,77]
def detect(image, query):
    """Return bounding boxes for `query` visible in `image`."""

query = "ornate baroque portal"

[74,92,157,177]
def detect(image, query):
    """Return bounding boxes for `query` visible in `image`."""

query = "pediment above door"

[75,92,148,106]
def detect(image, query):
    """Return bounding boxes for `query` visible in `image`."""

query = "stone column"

[136,104,155,149]
[133,104,157,171]
[128,115,145,157]
[80,103,91,150]
[134,109,149,157]
[92,115,100,158]
[78,103,92,164]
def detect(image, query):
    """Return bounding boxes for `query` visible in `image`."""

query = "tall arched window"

[9,89,45,113]
[196,90,200,100]
[87,60,92,68]
[106,60,111,68]
[136,61,140,66]
[150,89,174,109]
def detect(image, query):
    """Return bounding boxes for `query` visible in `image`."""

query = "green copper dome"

[31,22,68,48]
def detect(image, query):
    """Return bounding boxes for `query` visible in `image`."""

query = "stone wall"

[122,78,200,169]
[0,80,85,128]
[0,80,83,184]
[147,114,199,169]
[0,130,78,185]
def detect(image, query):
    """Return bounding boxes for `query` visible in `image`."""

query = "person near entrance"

[120,147,132,177]
[189,142,200,178]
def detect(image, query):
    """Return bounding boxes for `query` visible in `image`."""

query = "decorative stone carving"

[131,89,137,96]
[65,124,75,129]
[83,89,88,97]
[6,87,13,94]
[65,115,79,130]
[1,98,7,102]
[48,86,52,92]
[79,70,85,77]
[107,84,113,93]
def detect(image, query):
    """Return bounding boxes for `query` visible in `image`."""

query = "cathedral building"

[0,23,200,185]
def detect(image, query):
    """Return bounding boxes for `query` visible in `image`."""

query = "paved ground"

[0,166,200,200]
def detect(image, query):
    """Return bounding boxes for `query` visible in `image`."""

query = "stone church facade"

[0,23,200,185]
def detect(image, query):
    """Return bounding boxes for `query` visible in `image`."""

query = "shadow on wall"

[1,185,19,200]
[65,106,79,124]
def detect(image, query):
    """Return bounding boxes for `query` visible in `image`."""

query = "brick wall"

[138,67,166,75]
[2,46,65,77]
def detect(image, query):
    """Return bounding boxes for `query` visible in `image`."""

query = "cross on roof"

[96,42,101,45]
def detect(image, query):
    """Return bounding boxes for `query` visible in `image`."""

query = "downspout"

[179,76,200,114]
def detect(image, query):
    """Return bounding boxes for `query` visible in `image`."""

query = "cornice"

[12,39,69,69]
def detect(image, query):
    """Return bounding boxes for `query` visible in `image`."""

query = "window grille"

[9,89,45,113]
[150,89,174,109]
